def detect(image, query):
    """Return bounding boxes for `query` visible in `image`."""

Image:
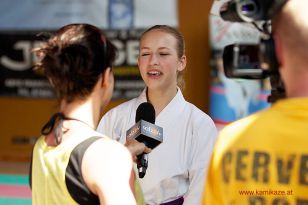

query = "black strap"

[41,112,92,145]
[41,112,72,135]
[65,136,102,205]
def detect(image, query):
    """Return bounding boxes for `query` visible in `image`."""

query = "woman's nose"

[149,53,159,66]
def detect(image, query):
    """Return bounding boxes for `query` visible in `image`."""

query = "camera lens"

[242,4,255,13]
[240,0,258,17]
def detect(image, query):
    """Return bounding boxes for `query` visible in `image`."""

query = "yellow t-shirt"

[203,98,308,204]
[31,136,104,205]
[135,179,146,205]
[31,135,146,205]
[31,135,88,205]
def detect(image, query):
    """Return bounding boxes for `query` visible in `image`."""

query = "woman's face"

[138,29,186,92]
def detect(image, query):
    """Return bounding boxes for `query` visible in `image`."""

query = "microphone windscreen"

[135,102,155,123]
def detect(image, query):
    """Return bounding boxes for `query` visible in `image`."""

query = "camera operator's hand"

[125,139,151,162]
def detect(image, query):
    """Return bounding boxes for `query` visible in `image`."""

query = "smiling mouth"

[147,71,162,76]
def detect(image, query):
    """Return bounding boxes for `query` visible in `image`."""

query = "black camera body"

[223,38,277,80]
[219,0,288,102]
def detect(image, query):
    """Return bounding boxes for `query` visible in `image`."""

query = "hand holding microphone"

[126,102,163,178]
[125,139,151,162]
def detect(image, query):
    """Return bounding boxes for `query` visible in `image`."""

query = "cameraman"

[202,0,308,204]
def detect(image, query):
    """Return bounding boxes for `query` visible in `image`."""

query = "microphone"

[126,102,163,178]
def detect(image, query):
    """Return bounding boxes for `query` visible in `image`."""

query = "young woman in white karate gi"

[97,25,217,205]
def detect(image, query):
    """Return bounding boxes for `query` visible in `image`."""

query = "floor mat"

[0,175,31,205]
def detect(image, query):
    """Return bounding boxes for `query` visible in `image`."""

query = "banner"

[0,0,178,99]
[0,0,177,30]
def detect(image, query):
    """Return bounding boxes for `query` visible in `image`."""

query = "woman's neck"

[59,98,99,129]
[147,87,178,116]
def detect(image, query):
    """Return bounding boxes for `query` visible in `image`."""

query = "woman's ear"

[101,67,114,89]
[274,33,284,66]
[48,78,55,87]
[178,55,187,72]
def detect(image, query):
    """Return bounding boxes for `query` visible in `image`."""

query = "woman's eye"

[141,53,150,56]
[160,53,169,56]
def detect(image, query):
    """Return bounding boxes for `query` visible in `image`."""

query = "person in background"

[97,25,217,205]
[203,0,308,204]
[30,23,138,205]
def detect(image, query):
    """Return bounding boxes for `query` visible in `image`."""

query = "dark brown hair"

[35,23,117,103]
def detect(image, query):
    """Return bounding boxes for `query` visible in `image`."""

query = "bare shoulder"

[83,137,133,170]
[81,137,136,204]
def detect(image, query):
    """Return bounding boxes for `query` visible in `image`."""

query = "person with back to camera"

[30,23,146,205]
[96,25,218,205]
[202,0,308,204]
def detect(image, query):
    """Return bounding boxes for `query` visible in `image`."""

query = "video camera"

[219,0,288,102]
